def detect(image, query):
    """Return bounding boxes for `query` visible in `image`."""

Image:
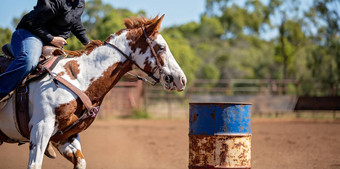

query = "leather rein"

[104,26,164,86]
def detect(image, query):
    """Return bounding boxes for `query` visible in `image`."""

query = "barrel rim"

[189,102,252,105]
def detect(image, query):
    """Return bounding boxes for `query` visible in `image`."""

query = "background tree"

[1,0,339,96]
[305,0,340,96]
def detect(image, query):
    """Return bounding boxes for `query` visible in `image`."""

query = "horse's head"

[119,15,187,91]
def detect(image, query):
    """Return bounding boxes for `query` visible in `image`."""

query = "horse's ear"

[146,14,165,35]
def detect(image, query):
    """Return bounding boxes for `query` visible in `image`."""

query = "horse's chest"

[52,99,95,142]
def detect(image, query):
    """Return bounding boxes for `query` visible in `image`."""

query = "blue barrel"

[189,102,252,169]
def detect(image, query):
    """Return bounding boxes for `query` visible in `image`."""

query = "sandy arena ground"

[0,119,339,169]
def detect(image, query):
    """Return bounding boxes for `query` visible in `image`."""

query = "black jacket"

[17,0,90,45]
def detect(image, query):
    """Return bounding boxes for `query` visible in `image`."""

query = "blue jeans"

[0,29,43,98]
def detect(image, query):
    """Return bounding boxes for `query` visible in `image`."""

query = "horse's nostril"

[164,75,174,83]
[181,77,186,86]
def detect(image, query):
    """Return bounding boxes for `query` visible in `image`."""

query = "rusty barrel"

[189,102,252,169]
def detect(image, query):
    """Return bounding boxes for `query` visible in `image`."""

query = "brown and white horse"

[0,15,186,169]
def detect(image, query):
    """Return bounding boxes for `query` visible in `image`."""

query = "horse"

[0,14,187,169]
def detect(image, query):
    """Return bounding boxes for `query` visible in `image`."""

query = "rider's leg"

[0,29,42,99]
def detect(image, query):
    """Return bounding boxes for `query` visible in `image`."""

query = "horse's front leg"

[28,117,55,169]
[54,134,86,169]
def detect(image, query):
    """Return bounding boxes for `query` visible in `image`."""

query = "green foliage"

[162,28,201,85]
[199,15,224,40]
[130,109,151,119]
[1,0,339,96]
[0,28,12,51]
[202,63,220,84]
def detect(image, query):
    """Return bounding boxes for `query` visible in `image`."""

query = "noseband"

[104,26,164,85]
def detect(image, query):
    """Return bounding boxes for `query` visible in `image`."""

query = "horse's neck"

[67,34,132,103]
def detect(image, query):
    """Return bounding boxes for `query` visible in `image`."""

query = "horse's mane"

[64,40,104,57]
[123,15,160,29]
[64,16,161,57]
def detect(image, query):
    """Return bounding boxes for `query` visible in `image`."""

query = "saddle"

[0,43,99,159]
[0,44,67,140]
[1,44,67,81]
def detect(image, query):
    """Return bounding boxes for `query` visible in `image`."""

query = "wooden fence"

[99,78,339,119]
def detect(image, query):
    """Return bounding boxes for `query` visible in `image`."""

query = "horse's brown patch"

[62,149,85,166]
[125,15,163,54]
[64,151,75,164]
[75,150,85,160]
[143,57,153,73]
[124,15,165,76]
[52,99,87,142]
[54,100,80,130]
[64,60,80,80]
[52,60,133,143]
[153,44,165,66]
[84,61,132,102]
[57,72,65,77]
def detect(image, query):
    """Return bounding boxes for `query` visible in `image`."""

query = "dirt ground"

[0,119,339,169]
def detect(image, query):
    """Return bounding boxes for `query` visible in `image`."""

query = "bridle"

[104,26,167,86]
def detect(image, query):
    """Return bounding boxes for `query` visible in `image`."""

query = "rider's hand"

[51,37,67,48]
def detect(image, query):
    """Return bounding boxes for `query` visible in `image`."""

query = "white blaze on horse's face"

[150,34,187,91]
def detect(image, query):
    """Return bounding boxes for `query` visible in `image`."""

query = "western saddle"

[0,43,68,158]
[0,43,100,159]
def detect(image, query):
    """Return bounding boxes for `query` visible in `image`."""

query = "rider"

[0,0,90,101]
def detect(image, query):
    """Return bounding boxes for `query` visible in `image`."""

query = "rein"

[104,26,163,86]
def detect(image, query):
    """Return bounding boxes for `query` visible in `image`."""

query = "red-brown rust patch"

[211,113,215,119]
[64,60,80,80]
[193,113,198,122]
[189,135,215,166]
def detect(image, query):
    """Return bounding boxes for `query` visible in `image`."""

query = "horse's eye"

[159,46,165,51]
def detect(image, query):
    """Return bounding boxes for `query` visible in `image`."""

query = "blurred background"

[0,0,339,119]
[0,1,339,169]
